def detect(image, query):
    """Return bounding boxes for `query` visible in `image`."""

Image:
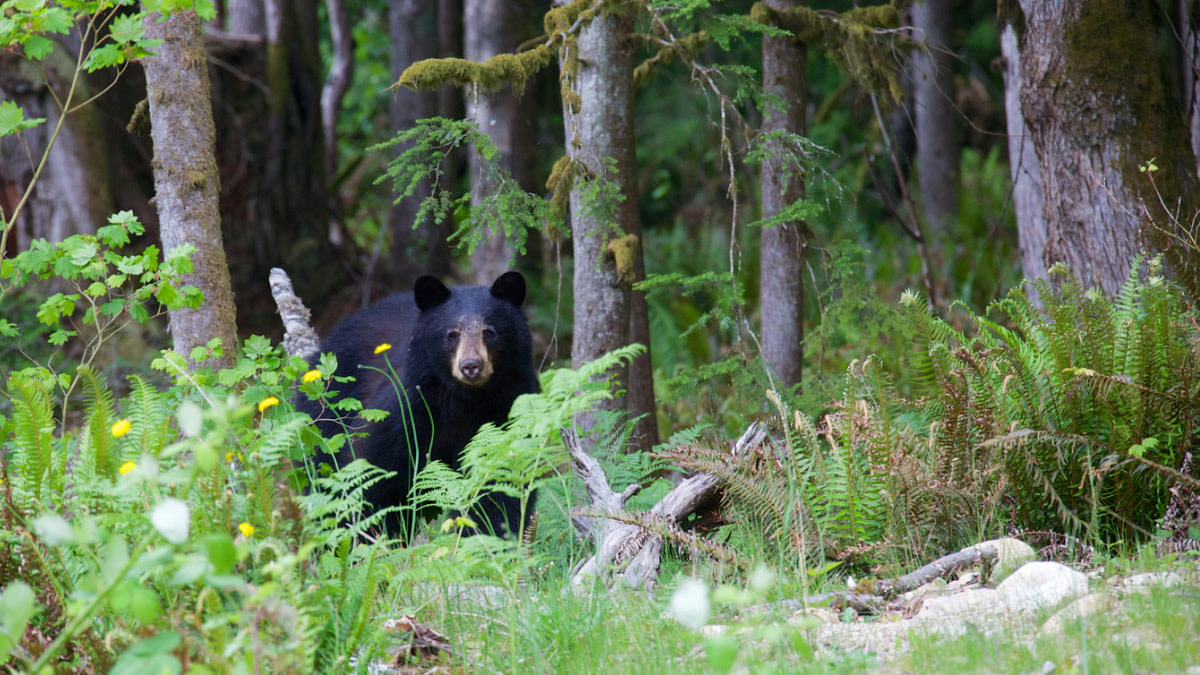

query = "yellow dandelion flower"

[119,461,137,475]
[111,419,132,438]
[238,522,255,537]
[257,396,280,413]
[374,343,392,354]
[302,369,322,383]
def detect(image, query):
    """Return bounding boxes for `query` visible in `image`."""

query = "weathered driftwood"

[873,543,997,599]
[748,542,1001,617]
[268,267,320,359]
[564,427,720,591]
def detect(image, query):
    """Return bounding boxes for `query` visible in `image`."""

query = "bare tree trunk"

[1181,0,1200,179]
[911,0,958,232]
[322,0,354,181]
[566,10,657,451]
[1017,0,1200,297]
[465,0,538,284]
[142,8,239,368]
[759,0,808,390]
[227,0,264,34]
[0,56,114,250]
[388,0,446,283]
[1000,23,1047,298]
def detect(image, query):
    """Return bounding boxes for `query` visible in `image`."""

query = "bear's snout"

[451,324,495,386]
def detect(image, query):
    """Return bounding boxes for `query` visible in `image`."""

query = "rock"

[996,561,1089,613]
[971,537,1037,583]
[914,588,1004,619]
[1118,571,1182,595]
[1038,592,1113,638]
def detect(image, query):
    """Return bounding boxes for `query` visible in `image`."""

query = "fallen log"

[564,427,721,591]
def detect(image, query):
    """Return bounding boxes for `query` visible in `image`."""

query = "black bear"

[297,271,539,539]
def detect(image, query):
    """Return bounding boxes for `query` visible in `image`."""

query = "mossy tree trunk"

[565,9,657,451]
[142,8,238,368]
[760,0,808,390]
[911,0,958,232]
[1014,0,1200,297]
[466,0,540,285]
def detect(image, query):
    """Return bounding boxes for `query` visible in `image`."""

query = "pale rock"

[996,561,1089,613]
[914,587,1004,619]
[971,537,1037,583]
[1118,571,1182,595]
[1037,592,1113,637]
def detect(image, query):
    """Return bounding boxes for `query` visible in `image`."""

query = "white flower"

[151,498,191,544]
[669,578,711,629]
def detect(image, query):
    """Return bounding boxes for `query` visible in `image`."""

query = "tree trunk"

[387,0,446,283]
[465,0,538,285]
[566,10,657,451]
[1000,23,1047,298]
[1181,0,1200,179]
[911,0,958,233]
[321,0,354,182]
[759,0,808,390]
[142,9,239,368]
[0,55,114,252]
[1017,0,1200,297]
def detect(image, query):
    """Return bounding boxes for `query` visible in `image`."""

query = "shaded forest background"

[2,0,1199,520]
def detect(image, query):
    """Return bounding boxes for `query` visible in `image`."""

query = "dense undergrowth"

[2,214,1197,672]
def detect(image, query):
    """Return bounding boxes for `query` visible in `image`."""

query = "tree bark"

[321,0,354,181]
[566,9,657,451]
[1181,0,1200,179]
[142,9,239,368]
[999,23,1047,298]
[911,0,958,233]
[1016,0,1200,297]
[387,0,446,283]
[0,55,114,251]
[465,0,538,285]
[759,0,808,390]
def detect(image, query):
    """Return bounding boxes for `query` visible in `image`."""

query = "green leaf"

[203,534,237,575]
[48,329,76,345]
[22,34,53,60]
[0,100,45,136]
[110,631,182,675]
[85,281,107,297]
[0,581,38,662]
[0,319,19,337]
[109,12,146,44]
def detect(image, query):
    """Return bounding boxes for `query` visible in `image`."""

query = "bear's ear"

[414,276,452,311]
[490,271,526,307]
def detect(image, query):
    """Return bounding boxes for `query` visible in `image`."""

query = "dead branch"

[268,267,320,359]
[563,427,721,591]
[872,543,997,598]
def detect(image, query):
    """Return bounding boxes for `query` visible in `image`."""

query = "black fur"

[296,272,539,539]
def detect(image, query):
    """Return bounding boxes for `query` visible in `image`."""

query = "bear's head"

[410,271,530,389]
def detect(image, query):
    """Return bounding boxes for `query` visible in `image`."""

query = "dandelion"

[111,419,132,437]
[301,369,322,383]
[238,522,255,538]
[257,396,279,413]
[119,461,137,475]
[374,343,392,354]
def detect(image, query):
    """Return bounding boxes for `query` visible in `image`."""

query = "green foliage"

[372,116,556,255]
[1,211,201,369]
[903,256,1200,544]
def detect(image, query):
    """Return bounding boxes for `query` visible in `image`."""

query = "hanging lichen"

[632,31,709,90]
[749,2,906,103]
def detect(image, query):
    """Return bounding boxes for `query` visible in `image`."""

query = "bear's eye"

[446,329,460,343]
[482,327,497,341]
